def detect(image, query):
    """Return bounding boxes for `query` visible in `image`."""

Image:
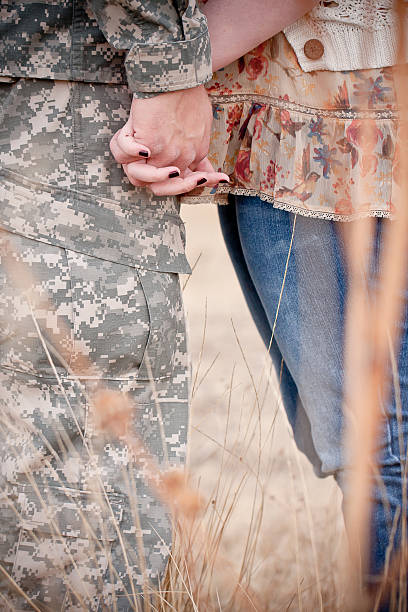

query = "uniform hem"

[0,167,183,220]
[0,65,126,86]
[0,168,191,274]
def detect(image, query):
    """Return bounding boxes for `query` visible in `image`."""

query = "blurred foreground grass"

[172,204,346,611]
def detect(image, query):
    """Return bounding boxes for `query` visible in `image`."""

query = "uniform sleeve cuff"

[125,31,212,96]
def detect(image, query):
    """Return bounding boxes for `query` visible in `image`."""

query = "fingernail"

[168,171,180,178]
[196,178,207,186]
[219,179,229,183]
[138,150,149,157]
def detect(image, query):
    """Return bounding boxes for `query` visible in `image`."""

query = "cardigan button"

[304,39,324,60]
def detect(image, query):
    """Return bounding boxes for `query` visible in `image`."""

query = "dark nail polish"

[219,179,229,183]
[168,171,180,178]
[138,150,149,157]
[196,178,207,186]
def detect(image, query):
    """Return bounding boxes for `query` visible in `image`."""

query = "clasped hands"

[110,85,229,196]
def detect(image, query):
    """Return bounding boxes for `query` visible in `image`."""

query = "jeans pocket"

[10,483,123,610]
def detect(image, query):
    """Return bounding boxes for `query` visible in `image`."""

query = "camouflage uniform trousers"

[0,78,191,610]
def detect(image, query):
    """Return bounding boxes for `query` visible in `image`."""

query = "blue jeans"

[218,195,408,591]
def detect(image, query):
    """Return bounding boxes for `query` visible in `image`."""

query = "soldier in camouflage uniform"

[0,1,215,609]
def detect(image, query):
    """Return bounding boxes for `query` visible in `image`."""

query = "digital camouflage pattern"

[0,8,196,605]
[91,0,212,96]
[0,78,191,273]
[0,0,212,96]
[0,230,189,608]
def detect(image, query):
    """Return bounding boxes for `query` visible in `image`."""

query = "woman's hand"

[122,156,229,196]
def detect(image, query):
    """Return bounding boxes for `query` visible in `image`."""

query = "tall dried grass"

[342,3,408,610]
[1,5,408,610]
[0,224,345,611]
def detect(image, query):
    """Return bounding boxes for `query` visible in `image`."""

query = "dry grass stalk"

[343,2,408,607]
[1,226,345,610]
[160,483,266,611]
[161,202,346,610]
[92,389,203,521]
[3,241,273,611]
[0,245,204,609]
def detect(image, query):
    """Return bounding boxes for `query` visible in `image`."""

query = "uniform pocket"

[11,483,123,610]
[66,250,149,380]
[0,230,75,378]
[65,252,180,381]
[137,269,181,381]
[0,231,180,383]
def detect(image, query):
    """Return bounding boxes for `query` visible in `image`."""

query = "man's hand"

[110,85,213,174]
[110,85,229,194]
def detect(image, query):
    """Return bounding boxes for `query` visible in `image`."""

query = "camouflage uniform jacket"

[0,0,212,96]
[0,0,213,274]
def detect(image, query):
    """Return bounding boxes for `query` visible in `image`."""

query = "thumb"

[114,120,151,163]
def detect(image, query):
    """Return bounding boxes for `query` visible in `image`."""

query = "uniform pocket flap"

[15,484,123,542]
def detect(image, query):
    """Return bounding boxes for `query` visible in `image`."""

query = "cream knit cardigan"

[284,0,406,72]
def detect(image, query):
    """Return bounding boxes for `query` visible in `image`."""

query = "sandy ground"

[180,203,346,611]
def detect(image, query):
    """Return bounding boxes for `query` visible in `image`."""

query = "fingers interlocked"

[111,131,229,196]
[109,88,230,196]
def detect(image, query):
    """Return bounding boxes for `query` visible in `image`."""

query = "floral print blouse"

[182,32,405,221]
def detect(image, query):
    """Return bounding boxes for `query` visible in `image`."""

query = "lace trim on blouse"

[180,33,405,223]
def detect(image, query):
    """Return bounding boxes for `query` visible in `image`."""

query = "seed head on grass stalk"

[2,242,208,610]
[91,389,204,521]
[91,386,264,610]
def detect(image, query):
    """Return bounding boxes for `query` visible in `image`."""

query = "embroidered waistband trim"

[208,93,398,121]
